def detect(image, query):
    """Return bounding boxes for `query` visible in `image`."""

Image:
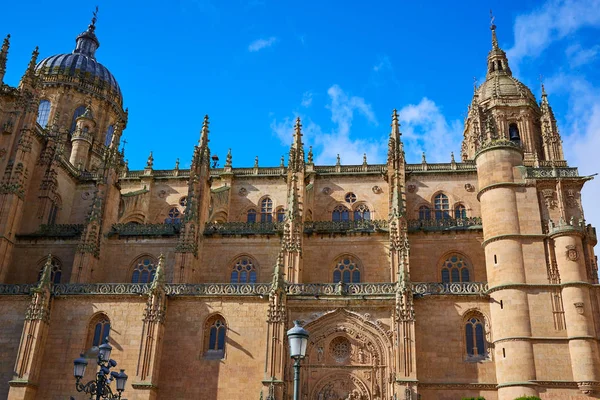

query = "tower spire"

[490,10,499,50]
[73,7,100,58]
[288,117,305,172]
[199,115,209,148]
[19,46,39,86]
[0,34,10,83]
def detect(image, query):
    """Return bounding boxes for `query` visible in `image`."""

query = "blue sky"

[2,0,600,228]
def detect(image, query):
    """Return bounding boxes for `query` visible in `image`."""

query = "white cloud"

[248,37,278,52]
[565,43,600,67]
[507,0,600,65]
[397,98,463,163]
[270,85,383,165]
[301,91,313,107]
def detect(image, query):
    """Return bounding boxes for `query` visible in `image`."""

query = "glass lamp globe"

[73,354,88,379]
[286,320,309,359]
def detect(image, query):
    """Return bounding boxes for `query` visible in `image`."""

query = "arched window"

[441,254,471,283]
[332,256,361,283]
[104,125,115,147]
[434,193,450,220]
[332,205,350,222]
[455,204,467,219]
[276,208,285,222]
[509,123,520,143]
[37,100,51,127]
[230,256,257,283]
[204,315,226,358]
[131,256,157,283]
[165,207,181,224]
[353,204,371,221]
[260,198,273,222]
[48,202,60,225]
[70,106,87,134]
[90,314,111,347]
[465,315,486,358]
[418,206,431,220]
[38,257,62,284]
[247,209,257,223]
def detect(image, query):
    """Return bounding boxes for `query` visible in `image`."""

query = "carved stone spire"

[20,46,39,86]
[73,7,100,59]
[0,34,10,83]
[387,109,404,165]
[146,151,154,169]
[539,83,564,161]
[490,10,499,50]
[486,12,512,79]
[225,148,232,168]
[288,117,305,172]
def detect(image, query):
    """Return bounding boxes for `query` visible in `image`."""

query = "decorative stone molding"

[477,181,530,201]
[238,187,248,197]
[204,221,283,236]
[322,186,332,195]
[525,167,579,179]
[574,302,584,314]
[109,223,181,237]
[407,217,482,232]
[304,220,388,234]
[418,382,497,390]
[565,188,579,208]
[407,184,416,193]
[464,183,475,192]
[371,185,382,194]
[566,245,579,261]
[540,188,556,209]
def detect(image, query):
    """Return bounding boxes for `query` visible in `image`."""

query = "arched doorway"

[297,309,392,400]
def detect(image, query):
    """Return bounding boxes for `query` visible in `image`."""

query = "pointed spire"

[225,148,232,168]
[199,115,209,148]
[293,117,303,149]
[280,155,285,168]
[336,154,341,166]
[20,46,39,84]
[38,254,53,289]
[307,146,313,164]
[0,34,10,83]
[150,253,166,291]
[490,10,499,50]
[74,7,100,58]
[146,151,154,169]
[391,109,401,139]
[175,158,180,170]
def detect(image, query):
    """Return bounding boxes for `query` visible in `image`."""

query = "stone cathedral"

[0,10,598,400]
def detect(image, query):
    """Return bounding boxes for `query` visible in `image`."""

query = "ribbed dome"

[35,53,121,99]
[34,13,122,103]
[477,74,536,103]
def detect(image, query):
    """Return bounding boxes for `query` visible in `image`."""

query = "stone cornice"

[494,335,597,344]
[417,382,496,390]
[473,139,524,161]
[482,233,546,247]
[486,281,596,294]
[477,181,530,201]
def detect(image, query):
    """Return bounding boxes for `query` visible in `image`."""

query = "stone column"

[476,143,539,400]
[551,228,600,394]
[8,256,53,400]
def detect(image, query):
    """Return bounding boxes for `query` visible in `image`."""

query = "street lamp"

[73,337,128,399]
[287,320,309,400]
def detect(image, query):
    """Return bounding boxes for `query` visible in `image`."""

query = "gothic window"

[260,197,273,222]
[37,100,51,127]
[455,204,467,219]
[165,207,181,224]
[179,196,188,208]
[48,202,60,225]
[353,204,371,221]
[38,257,62,284]
[465,315,486,358]
[131,256,157,283]
[441,254,471,283]
[204,315,226,358]
[90,314,111,347]
[418,205,431,220]
[344,192,357,204]
[332,205,350,222]
[247,208,257,223]
[276,207,285,222]
[509,123,520,142]
[230,256,257,283]
[70,105,87,133]
[104,125,114,147]
[434,193,450,220]
[333,256,361,283]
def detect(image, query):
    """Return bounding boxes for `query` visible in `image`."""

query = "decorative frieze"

[407,217,482,231]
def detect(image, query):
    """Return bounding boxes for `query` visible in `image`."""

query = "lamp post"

[73,337,128,399]
[287,320,309,400]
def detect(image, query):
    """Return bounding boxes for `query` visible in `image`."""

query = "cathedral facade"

[0,12,598,400]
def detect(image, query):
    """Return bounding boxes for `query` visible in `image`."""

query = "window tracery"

[353,204,371,221]
[131,256,157,283]
[455,204,467,219]
[333,256,361,283]
[434,193,450,220]
[465,314,487,359]
[204,315,226,358]
[89,314,111,347]
[230,256,257,283]
[344,192,357,204]
[260,197,273,222]
[276,207,285,222]
[441,254,471,283]
[418,205,431,220]
[247,208,257,223]
[332,205,350,222]
[37,100,51,127]
[165,207,181,224]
